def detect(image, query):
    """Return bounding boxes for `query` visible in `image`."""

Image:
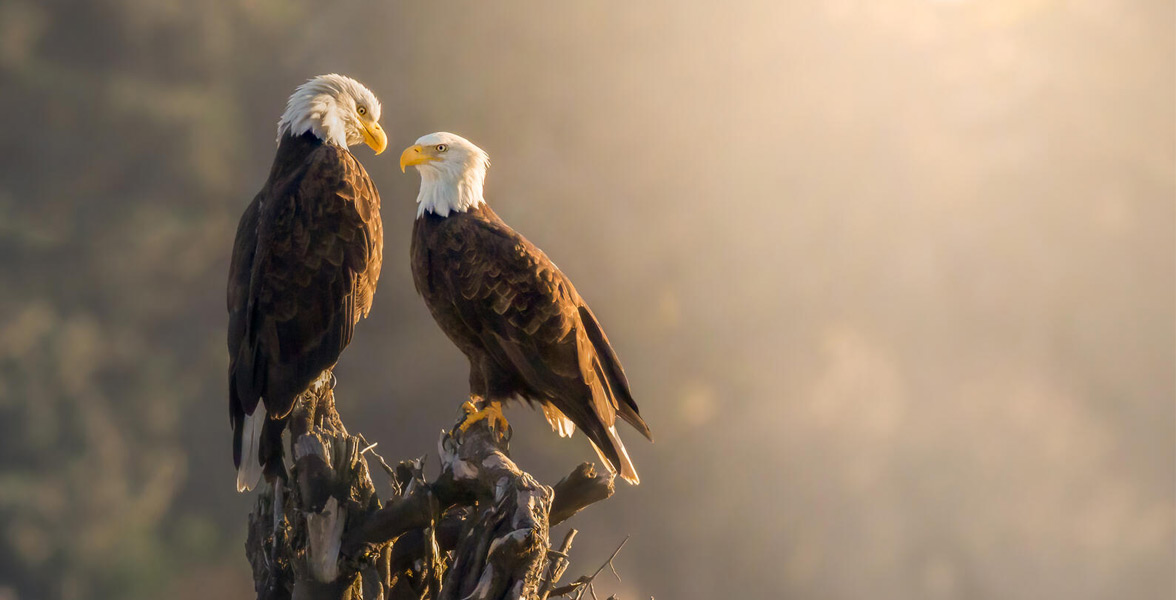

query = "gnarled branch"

[244,388,618,600]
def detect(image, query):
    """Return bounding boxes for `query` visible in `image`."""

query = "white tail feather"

[588,440,614,475]
[605,425,640,485]
[588,425,640,486]
[236,398,266,492]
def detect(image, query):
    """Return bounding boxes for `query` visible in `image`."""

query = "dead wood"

[243,386,619,600]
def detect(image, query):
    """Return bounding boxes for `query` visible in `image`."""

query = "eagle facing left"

[228,74,386,492]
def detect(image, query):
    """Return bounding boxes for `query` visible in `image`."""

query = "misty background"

[0,1,1172,599]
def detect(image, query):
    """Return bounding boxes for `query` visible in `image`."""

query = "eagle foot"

[459,399,511,441]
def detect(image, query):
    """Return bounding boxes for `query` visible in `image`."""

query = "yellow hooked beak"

[399,144,436,172]
[361,121,388,155]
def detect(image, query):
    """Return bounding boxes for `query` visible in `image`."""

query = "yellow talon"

[459,399,510,438]
[460,400,479,416]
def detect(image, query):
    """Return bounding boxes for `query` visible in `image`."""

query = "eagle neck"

[415,166,486,218]
[268,133,325,182]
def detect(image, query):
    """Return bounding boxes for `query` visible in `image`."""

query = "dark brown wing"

[577,304,652,440]
[229,144,382,434]
[228,194,261,391]
[228,192,261,438]
[433,209,649,464]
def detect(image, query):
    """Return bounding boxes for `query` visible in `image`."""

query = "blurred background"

[0,1,1172,599]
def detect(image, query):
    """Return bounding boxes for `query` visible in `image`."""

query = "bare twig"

[539,529,578,600]
[356,433,396,482]
[548,536,630,600]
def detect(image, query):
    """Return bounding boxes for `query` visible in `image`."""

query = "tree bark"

[244,385,616,600]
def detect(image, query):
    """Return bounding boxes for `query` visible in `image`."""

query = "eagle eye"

[357,106,367,116]
[436,144,448,152]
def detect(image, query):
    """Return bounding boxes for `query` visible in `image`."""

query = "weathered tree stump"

[244,383,616,600]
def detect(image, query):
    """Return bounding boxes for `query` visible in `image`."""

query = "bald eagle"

[400,132,651,484]
[228,74,386,492]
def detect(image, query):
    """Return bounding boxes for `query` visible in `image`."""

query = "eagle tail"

[577,306,653,442]
[235,399,266,492]
[589,425,640,485]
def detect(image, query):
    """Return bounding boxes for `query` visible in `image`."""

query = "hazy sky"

[0,1,1171,599]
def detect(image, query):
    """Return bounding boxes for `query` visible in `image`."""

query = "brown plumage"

[411,201,651,483]
[228,130,382,489]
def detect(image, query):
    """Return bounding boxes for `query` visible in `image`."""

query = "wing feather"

[228,144,382,422]
[433,210,646,472]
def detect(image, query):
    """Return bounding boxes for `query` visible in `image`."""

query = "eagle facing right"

[228,75,386,492]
